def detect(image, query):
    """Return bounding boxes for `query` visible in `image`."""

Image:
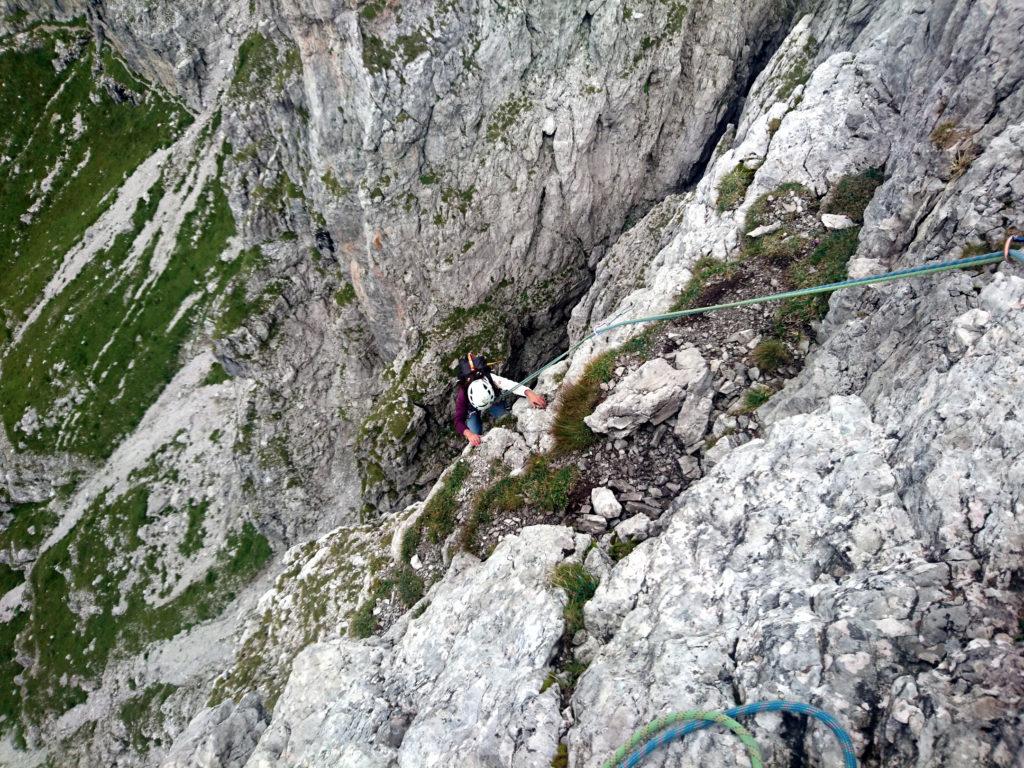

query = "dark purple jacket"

[453,382,471,436]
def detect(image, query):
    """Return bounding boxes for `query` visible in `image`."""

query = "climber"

[454,353,546,446]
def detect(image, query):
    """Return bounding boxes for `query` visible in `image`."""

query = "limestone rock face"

[244,526,585,768]
[5,0,1024,764]
[571,392,1024,766]
[160,694,270,768]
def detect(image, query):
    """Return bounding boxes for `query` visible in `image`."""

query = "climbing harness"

[509,242,1024,393]
[602,699,859,768]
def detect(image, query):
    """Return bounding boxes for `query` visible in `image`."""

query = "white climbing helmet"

[467,377,496,410]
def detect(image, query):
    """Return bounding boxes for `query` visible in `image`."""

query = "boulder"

[674,391,714,445]
[585,358,693,437]
[590,487,622,519]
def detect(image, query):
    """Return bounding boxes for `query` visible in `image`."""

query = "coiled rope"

[508,241,1024,393]
[603,700,859,768]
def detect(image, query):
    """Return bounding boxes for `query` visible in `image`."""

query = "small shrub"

[395,565,424,607]
[716,163,756,212]
[551,563,599,637]
[551,743,569,768]
[751,339,791,373]
[949,145,978,178]
[741,385,773,412]
[822,168,884,223]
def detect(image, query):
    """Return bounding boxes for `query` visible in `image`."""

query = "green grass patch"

[550,349,619,454]
[546,334,657,455]
[0,611,28,737]
[745,229,806,265]
[551,562,598,637]
[179,499,209,556]
[0,501,57,555]
[401,461,470,559]
[670,256,739,312]
[0,27,190,336]
[0,150,240,458]
[822,167,883,223]
[231,32,301,100]
[213,248,274,338]
[348,599,376,638]
[774,35,817,100]
[776,227,860,327]
[0,565,23,595]
[609,536,638,562]
[716,163,755,212]
[486,93,532,143]
[202,362,232,386]
[335,282,356,307]
[16,485,272,727]
[395,564,424,607]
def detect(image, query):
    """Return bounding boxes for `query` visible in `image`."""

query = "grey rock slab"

[674,391,714,445]
[613,514,651,542]
[246,526,577,767]
[585,358,693,437]
[161,694,270,768]
[578,515,609,535]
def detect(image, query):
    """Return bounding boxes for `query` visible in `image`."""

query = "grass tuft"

[751,339,791,373]
[395,564,424,607]
[609,536,638,562]
[551,562,599,638]
[821,167,883,223]
[461,457,575,552]
[740,385,773,412]
[716,163,756,212]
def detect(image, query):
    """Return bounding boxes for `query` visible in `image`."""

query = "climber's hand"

[464,430,482,447]
[526,390,547,409]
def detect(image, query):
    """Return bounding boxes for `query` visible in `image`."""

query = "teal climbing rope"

[509,244,1024,393]
[603,700,859,768]
[600,710,766,768]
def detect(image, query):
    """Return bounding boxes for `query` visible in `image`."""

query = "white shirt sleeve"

[491,373,528,397]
